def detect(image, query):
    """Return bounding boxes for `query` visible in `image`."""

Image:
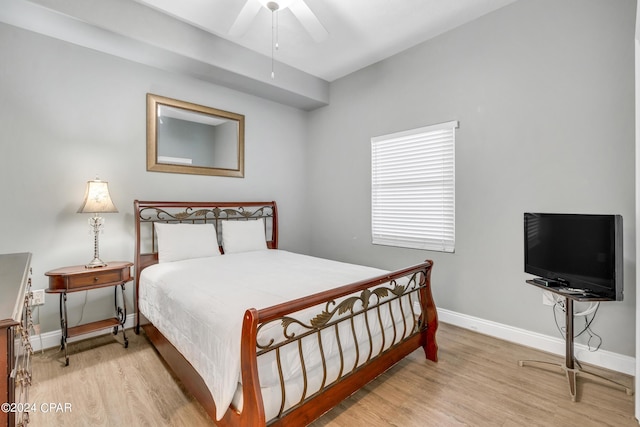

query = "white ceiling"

[1,0,517,109]
[134,0,517,82]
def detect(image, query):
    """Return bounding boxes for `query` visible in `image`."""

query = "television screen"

[524,213,623,301]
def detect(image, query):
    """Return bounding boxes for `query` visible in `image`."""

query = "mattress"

[138,250,418,420]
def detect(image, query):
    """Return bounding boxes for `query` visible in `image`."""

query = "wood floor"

[29,323,636,426]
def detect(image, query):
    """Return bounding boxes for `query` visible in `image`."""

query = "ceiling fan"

[229,0,328,42]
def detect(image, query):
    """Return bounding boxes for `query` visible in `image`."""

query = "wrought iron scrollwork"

[254,268,428,421]
[138,205,274,223]
[256,272,423,351]
[138,205,275,253]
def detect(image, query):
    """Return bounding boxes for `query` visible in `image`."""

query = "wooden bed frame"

[134,200,438,426]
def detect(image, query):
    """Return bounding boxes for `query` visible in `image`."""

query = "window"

[371,121,458,252]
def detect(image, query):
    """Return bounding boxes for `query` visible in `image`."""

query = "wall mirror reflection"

[147,93,245,177]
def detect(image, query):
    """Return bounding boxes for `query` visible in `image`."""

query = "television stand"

[519,280,633,401]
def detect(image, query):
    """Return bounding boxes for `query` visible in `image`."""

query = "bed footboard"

[239,260,437,426]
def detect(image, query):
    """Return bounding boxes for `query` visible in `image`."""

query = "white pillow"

[155,223,221,263]
[221,219,268,254]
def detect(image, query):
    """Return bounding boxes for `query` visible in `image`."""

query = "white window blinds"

[371,120,458,252]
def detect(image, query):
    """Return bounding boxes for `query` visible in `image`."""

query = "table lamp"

[77,178,118,268]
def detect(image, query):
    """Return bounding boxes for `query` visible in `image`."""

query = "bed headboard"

[134,200,278,281]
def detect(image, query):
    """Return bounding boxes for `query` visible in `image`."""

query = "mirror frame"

[146,93,245,177]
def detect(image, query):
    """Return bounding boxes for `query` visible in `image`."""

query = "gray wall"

[307,0,636,356]
[0,23,310,333]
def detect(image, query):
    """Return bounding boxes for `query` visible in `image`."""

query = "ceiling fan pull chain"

[271,7,276,78]
[275,10,279,50]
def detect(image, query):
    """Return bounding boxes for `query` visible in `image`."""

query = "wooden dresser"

[0,253,32,427]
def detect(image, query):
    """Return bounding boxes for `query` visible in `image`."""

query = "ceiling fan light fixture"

[258,0,296,12]
[230,0,327,79]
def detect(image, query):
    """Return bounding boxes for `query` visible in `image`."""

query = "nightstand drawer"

[66,270,123,289]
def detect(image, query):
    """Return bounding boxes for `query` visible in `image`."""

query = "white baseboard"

[28,310,635,376]
[29,314,137,353]
[438,308,636,376]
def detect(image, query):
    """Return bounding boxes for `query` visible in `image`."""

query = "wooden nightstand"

[45,261,132,366]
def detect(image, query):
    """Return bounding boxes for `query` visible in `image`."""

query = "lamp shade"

[77,179,118,214]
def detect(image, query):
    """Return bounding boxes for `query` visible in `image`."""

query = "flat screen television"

[524,213,623,301]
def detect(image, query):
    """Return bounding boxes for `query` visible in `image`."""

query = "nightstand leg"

[59,293,69,366]
[114,284,128,349]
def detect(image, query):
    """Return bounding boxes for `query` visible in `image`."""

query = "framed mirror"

[147,94,245,177]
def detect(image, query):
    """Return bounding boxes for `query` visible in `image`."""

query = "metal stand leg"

[519,297,633,400]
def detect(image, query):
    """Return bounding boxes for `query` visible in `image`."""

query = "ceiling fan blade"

[288,0,328,42]
[228,0,262,37]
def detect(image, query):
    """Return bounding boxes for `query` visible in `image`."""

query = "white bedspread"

[138,250,392,420]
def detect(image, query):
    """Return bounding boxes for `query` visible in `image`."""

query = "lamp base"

[86,214,107,269]
[85,257,107,269]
